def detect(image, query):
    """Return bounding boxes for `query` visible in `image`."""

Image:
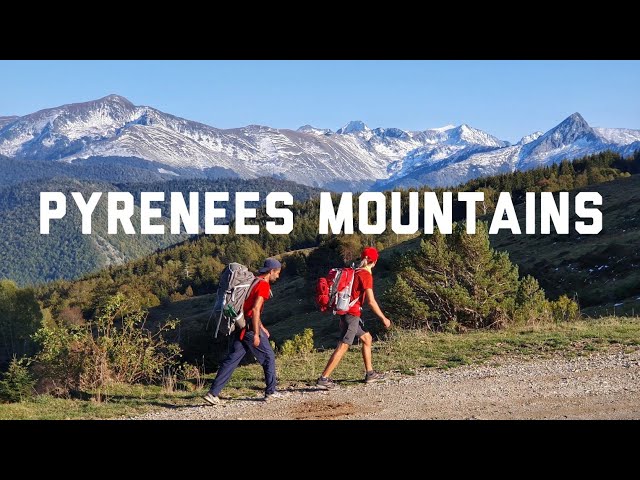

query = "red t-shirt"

[346,269,373,317]
[243,278,271,319]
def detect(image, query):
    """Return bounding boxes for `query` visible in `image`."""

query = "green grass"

[0,383,201,420]
[2,316,639,419]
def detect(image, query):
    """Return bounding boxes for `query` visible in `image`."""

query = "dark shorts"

[339,314,368,345]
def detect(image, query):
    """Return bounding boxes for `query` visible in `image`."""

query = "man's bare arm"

[365,288,391,329]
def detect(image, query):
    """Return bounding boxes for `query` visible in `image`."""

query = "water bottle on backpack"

[315,264,358,315]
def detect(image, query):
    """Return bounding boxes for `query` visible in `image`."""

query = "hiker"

[203,258,285,404]
[317,247,391,389]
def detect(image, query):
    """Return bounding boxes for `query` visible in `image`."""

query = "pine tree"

[384,222,521,330]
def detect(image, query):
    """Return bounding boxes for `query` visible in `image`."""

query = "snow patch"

[429,124,456,132]
[594,127,640,145]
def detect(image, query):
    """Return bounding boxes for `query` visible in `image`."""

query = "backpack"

[209,263,263,338]
[315,266,359,315]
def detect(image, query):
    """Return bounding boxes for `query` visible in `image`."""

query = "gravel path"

[132,348,640,420]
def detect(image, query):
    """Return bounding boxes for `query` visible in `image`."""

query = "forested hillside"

[0,176,321,285]
[31,150,640,323]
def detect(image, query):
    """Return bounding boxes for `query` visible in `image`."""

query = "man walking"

[204,258,285,404]
[317,247,391,389]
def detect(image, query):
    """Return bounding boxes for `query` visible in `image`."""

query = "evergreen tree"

[385,222,522,330]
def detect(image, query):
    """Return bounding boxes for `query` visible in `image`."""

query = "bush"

[551,295,580,322]
[383,276,432,330]
[116,284,161,310]
[169,292,187,303]
[0,280,43,365]
[57,307,86,326]
[32,321,87,396]
[514,275,552,324]
[0,357,35,403]
[33,293,182,397]
[279,328,314,357]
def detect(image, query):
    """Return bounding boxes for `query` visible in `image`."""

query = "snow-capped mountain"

[385,124,508,178]
[518,131,543,145]
[0,95,638,190]
[297,125,332,136]
[336,120,371,135]
[380,113,640,188]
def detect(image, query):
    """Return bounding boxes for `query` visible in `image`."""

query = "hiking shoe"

[203,392,221,406]
[364,371,385,383]
[264,391,287,402]
[316,376,336,390]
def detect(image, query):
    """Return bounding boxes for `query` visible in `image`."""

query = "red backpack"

[316,266,358,315]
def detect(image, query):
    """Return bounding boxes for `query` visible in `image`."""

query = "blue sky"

[0,60,638,143]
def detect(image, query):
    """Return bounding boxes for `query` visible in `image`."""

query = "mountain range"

[0,95,639,190]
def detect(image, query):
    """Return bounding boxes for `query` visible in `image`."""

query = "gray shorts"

[339,314,367,345]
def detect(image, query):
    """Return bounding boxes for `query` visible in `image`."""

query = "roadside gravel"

[131,347,640,420]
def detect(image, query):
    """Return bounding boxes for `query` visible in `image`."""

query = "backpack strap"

[349,267,368,308]
[331,266,361,314]
[246,276,272,307]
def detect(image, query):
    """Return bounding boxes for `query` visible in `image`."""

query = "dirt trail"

[132,348,640,420]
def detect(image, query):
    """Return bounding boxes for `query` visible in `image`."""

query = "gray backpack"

[210,263,263,338]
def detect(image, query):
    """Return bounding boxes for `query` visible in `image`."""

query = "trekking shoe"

[203,392,221,405]
[264,391,287,402]
[364,371,385,383]
[316,376,336,390]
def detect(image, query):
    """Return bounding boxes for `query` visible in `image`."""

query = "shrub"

[514,275,552,324]
[170,292,186,302]
[178,363,206,390]
[89,293,182,385]
[551,295,580,322]
[117,284,161,310]
[57,307,86,326]
[0,357,35,403]
[0,280,43,365]
[383,276,432,330]
[336,236,362,264]
[34,293,182,397]
[279,328,314,357]
[32,321,88,396]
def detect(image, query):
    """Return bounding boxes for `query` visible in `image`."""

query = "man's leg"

[360,331,384,383]
[320,314,360,378]
[245,331,277,395]
[360,332,373,372]
[208,334,248,397]
[321,342,350,378]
